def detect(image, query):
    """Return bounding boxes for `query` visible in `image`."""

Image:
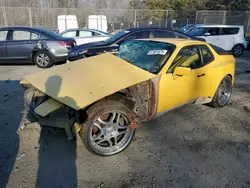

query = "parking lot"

[0,56,250,188]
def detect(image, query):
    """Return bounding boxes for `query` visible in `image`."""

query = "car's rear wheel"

[33,51,54,68]
[210,75,232,107]
[79,101,136,156]
[232,44,244,57]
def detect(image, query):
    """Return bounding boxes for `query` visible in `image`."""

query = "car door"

[204,27,222,48]
[0,30,9,61]
[157,45,207,113]
[7,30,39,61]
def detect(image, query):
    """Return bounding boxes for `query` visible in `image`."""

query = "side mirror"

[173,67,191,78]
[204,32,211,36]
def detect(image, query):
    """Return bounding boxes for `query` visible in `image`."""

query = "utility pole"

[0,0,8,26]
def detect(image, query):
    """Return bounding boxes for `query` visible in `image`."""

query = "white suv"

[188,25,248,56]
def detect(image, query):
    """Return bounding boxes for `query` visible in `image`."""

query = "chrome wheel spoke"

[96,138,106,144]
[89,111,135,155]
[107,138,113,147]
[97,117,108,125]
[118,130,127,136]
[110,112,116,123]
[114,135,118,145]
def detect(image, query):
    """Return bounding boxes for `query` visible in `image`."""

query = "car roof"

[61,28,105,33]
[126,27,182,33]
[137,38,207,46]
[0,26,49,32]
[195,25,243,28]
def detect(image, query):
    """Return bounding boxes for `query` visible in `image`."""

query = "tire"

[232,44,244,57]
[79,100,136,156]
[33,50,54,68]
[210,75,232,108]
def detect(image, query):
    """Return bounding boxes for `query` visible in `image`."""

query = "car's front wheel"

[33,51,54,68]
[232,44,244,57]
[79,100,136,156]
[210,75,232,107]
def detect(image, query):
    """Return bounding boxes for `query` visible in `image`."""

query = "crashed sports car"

[20,38,235,156]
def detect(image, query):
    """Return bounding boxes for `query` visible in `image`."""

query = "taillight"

[58,41,71,47]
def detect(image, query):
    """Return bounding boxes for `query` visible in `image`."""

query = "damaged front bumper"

[20,80,80,140]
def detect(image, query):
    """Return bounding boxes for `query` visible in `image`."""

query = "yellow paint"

[35,98,64,117]
[156,39,235,113]
[22,39,235,116]
[23,53,155,110]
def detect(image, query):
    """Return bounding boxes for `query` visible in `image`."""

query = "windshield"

[188,27,207,36]
[104,30,130,43]
[116,40,175,74]
[177,25,194,33]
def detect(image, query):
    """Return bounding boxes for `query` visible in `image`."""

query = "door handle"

[197,73,205,77]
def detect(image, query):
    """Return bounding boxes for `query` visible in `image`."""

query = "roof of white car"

[196,25,243,28]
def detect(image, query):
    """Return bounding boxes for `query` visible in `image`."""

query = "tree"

[228,0,249,11]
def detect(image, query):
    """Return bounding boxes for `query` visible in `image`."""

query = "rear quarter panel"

[44,41,68,57]
[201,47,235,97]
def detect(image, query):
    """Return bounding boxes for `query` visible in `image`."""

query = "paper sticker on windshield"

[147,50,168,55]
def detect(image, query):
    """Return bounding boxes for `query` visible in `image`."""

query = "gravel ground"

[0,57,250,188]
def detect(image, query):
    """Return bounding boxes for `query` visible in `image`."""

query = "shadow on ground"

[0,80,21,188]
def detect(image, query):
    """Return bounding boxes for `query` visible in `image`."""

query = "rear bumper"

[68,54,85,62]
[53,55,68,63]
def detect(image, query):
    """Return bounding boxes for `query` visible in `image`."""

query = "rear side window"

[93,32,101,36]
[152,30,176,38]
[62,31,77,37]
[79,30,93,37]
[31,33,39,40]
[199,45,214,65]
[207,28,220,36]
[176,33,189,39]
[12,31,39,40]
[123,31,150,41]
[13,31,31,40]
[222,28,239,35]
[0,31,8,41]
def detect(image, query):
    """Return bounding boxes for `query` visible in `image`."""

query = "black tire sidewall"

[232,44,243,57]
[33,51,54,68]
[79,101,135,156]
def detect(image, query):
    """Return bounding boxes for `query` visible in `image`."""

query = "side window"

[152,30,176,38]
[31,33,39,40]
[222,28,239,35]
[79,31,93,37]
[93,32,101,36]
[199,45,214,65]
[13,31,31,40]
[176,33,189,39]
[168,46,201,73]
[123,31,150,41]
[62,31,77,37]
[207,28,219,36]
[0,31,8,41]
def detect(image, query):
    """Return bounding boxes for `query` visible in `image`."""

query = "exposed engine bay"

[20,77,160,140]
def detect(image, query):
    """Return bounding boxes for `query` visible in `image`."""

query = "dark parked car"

[0,27,76,68]
[68,27,205,61]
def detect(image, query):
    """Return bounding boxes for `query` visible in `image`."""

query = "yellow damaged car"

[20,39,235,156]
